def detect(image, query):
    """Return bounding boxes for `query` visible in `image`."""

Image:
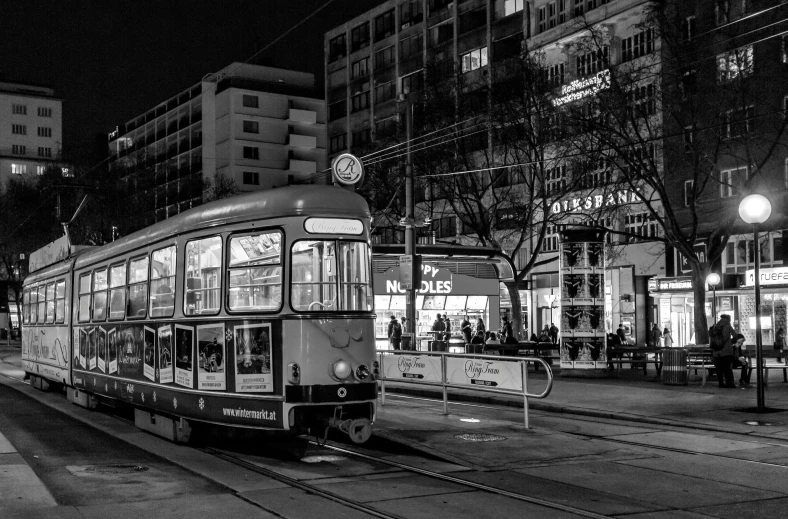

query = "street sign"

[331,153,364,186]
[399,255,421,290]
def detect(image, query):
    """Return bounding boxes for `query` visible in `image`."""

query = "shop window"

[185,236,222,315]
[150,246,177,318]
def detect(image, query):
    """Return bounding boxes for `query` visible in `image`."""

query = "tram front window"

[291,240,372,312]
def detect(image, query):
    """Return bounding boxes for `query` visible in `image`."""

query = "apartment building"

[0,81,63,184]
[109,62,326,229]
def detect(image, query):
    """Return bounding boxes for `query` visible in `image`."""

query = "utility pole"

[404,97,417,345]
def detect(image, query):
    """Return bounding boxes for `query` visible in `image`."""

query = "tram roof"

[73,185,370,270]
[372,244,515,282]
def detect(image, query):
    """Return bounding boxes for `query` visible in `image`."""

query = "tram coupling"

[329,405,373,444]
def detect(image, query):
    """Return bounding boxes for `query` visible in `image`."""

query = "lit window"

[184,236,222,315]
[37,166,45,175]
[461,47,488,73]
[504,0,523,16]
[717,45,753,82]
[11,164,26,175]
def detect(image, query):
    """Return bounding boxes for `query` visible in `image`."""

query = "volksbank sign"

[551,190,638,215]
[552,70,611,107]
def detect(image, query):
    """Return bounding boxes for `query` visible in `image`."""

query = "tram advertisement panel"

[445,357,522,391]
[381,353,441,382]
[234,323,273,393]
[118,326,142,378]
[88,328,97,370]
[79,328,87,368]
[98,327,107,372]
[143,326,155,381]
[158,325,173,384]
[108,328,118,374]
[174,325,194,388]
[197,324,226,390]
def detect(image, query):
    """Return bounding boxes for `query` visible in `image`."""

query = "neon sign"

[551,190,637,215]
[552,70,611,107]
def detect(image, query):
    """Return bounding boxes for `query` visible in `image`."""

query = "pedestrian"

[443,314,452,341]
[709,314,737,388]
[485,332,501,346]
[387,315,402,350]
[530,332,539,342]
[469,330,486,353]
[732,333,751,386]
[476,318,486,336]
[662,327,673,347]
[501,315,516,344]
[538,325,550,343]
[460,315,472,344]
[470,330,485,345]
[549,323,559,345]
[774,327,784,362]
[616,323,626,344]
[432,314,446,343]
[650,323,662,347]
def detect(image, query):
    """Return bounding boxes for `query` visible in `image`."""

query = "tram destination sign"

[304,218,363,235]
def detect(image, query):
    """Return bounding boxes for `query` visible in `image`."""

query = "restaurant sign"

[552,70,612,107]
[744,266,788,287]
[649,277,693,292]
[551,190,637,215]
[374,263,499,296]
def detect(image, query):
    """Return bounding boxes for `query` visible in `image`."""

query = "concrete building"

[108,63,326,228]
[0,81,63,184]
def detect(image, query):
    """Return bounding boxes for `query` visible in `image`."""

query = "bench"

[607,347,663,377]
[686,349,715,386]
[761,360,788,386]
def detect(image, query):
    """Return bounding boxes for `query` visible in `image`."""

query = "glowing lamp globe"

[739,194,772,225]
[706,273,720,286]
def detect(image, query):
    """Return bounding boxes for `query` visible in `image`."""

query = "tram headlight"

[288,362,301,384]
[331,360,352,380]
[372,360,380,378]
[355,365,370,381]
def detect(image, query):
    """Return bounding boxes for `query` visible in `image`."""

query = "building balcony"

[289,134,317,149]
[289,159,316,174]
[289,108,317,124]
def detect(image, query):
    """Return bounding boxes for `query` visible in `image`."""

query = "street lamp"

[706,272,720,323]
[739,193,772,412]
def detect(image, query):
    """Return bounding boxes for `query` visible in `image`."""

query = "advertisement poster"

[98,327,107,373]
[234,323,273,393]
[174,325,194,388]
[88,328,97,370]
[445,356,522,391]
[119,325,142,378]
[108,328,118,374]
[381,353,442,383]
[197,324,226,390]
[158,325,173,384]
[143,326,156,381]
[78,328,86,369]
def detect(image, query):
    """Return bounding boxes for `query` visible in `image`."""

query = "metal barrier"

[376,350,553,429]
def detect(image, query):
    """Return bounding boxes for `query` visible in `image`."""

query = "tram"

[21,185,378,443]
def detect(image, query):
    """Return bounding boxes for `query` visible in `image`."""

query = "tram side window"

[78,273,91,322]
[127,256,149,319]
[228,231,282,311]
[29,286,38,323]
[92,268,108,321]
[337,241,373,311]
[23,288,30,324]
[109,263,127,320]
[45,282,55,323]
[150,246,176,318]
[185,236,222,316]
[37,285,46,324]
[55,279,66,323]
[291,240,338,311]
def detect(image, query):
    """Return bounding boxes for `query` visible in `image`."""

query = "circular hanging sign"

[331,153,364,186]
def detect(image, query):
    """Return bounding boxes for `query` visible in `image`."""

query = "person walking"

[662,327,673,348]
[431,314,446,343]
[501,315,515,344]
[775,327,784,362]
[732,333,752,386]
[709,314,737,388]
[460,316,473,344]
[549,323,559,345]
[387,315,402,350]
[616,323,626,345]
[650,323,662,347]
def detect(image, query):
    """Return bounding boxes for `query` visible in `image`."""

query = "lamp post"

[706,272,720,324]
[739,194,772,412]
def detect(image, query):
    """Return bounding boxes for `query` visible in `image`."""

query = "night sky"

[1,0,384,161]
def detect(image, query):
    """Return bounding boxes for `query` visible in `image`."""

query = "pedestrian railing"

[376,350,553,429]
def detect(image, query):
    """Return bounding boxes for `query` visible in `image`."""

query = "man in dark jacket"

[387,315,402,350]
[711,314,737,388]
[549,323,559,345]
[460,316,473,344]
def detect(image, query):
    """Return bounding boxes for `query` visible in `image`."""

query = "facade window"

[351,57,369,79]
[12,145,25,155]
[459,8,486,34]
[433,216,457,239]
[724,232,782,273]
[624,213,659,243]
[717,45,754,82]
[329,100,347,121]
[374,45,396,69]
[374,9,395,42]
[328,67,346,87]
[329,34,347,62]
[375,81,396,103]
[724,106,754,138]
[538,6,547,33]
[400,0,423,28]
[575,0,609,17]
[38,126,52,137]
[351,91,370,112]
[576,46,609,76]
[627,84,655,118]
[782,35,788,64]
[720,166,747,198]
[352,129,371,147]
[37,165,45,175]
[504,0,524,17]
[243,172,260,185]
[681,69,698,98]
[684,125,694,151]
[716,0,730,25]
[242,94,259,108]
[621,29,654,62]
[461,47,488,73]
[375,117,397,139]
[401,71,423,94]
[430,22,453,46]
[351,22,370,52]
[684,180,694,206]
[12,104,27,115]
[243,146,259,160]
[38,147,52,157]
[493,34,523,61]
[38,106,52,117]
[544,224,558,252]
[683,16,696,41]
[242,120,259,134]
[545,163,566,195]
[12,124,27,135]
[544,62,565,88]
[11,164,26,175]
[399,33,423,60]
[784,158,788,189]
[330,133,347,153]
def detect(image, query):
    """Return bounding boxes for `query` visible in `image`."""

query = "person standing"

[476,318,486,336]
[501,315,515,343]
[549,323,559,345]
[432,314,446,343]
[732,333,751,386]
[650,323,662,347]
[662,327,673,348]
[460,316,472,344]
[443,314,452,341]
[387,315,402,350]
[710,314,737,388]
[774,327,784,362]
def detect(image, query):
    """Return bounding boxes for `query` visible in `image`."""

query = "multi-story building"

[109,63,326,229]
[0,81,63,184]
